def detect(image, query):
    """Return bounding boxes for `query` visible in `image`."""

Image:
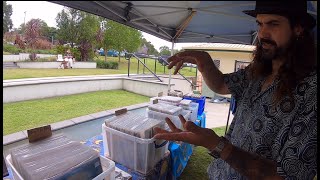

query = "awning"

[49,1,317,45]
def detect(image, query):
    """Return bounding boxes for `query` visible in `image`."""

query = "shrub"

[96,60,119,69]
[54,45,66,55]
[35,56,57,62]
[70,48,81,61]
[33,39,52,50]
[29,53,37,61]
[3,32,17,43]
[3,44,23,54]
[53,45,80,61]
[109,61,119,69]
[33,49,57,54]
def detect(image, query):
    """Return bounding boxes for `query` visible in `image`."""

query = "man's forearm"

[201,63,228,94]
[220,142,284,180]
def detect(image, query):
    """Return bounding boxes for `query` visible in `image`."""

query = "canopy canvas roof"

[51,1,317,45]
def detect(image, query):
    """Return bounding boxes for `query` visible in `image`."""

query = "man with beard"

[154,2,317,180]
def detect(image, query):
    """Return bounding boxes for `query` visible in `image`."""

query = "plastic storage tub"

[148,103,182,116]
[8,134,106,180]
[6,154,116,180]
[179,102,199,123]
[183,96,206,115]
[147,109,191,130]
[104,112,163,139]
[102,124,168,175]
[158,96,182,106]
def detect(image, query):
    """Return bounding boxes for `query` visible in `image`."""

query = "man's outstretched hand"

[153,114,220,150]
[167,51,213,74]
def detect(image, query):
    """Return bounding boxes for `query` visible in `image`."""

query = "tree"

[140,38,159,55]
[56,8,100,61]
[159,46,171,55]
[56,8,82,47]
[3,1,13,34]
[38,20,58,42]
[24,19,42,60]
[17,23,26,34]
[122,28,142,53]
[103,20,142,62]
[76,11,100,61]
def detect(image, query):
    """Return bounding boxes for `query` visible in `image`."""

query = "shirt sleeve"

[276,74,317,180]
[222,66,250,102]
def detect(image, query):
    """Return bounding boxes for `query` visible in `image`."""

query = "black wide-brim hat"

[243,1,316,29]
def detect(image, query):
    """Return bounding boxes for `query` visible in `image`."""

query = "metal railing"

[125,52,162,82]
[125,52,198,88]
[162,59,198,88]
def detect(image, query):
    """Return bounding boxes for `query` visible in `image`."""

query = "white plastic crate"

[102,124,168,175]
[180,102,199,123]
[158,96,182,106]
[104,112,162,139]
[147,109,191,130]
[6,154,116,180]
[148,103,182,116]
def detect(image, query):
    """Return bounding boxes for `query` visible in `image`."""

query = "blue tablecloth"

[167,114,205,179]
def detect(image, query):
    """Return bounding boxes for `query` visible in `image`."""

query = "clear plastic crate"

[104,112,163,139]
[179,102,199,123]
[148,103,182,116]
[147,109,191,130]
[102,124,168,175]
[6,154,115,180]
[9,134,106,180]
[158,96,182,106]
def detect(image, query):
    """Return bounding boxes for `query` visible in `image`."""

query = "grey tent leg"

[224,97,232,136]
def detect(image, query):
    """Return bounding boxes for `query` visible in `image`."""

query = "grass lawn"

[3,90,149,135]
[3,56,197,80]
[179,126,226,180]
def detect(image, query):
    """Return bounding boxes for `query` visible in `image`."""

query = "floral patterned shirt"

[207,67,317,180]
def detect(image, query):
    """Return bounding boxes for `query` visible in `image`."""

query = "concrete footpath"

[204,99,234,129]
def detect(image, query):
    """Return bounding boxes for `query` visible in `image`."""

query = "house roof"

[182,43,255,52]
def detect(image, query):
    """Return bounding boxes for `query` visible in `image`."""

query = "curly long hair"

[248,18,317,105]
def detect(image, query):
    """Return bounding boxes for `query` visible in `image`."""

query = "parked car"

[133,52,149,58]
[157,55,171,65]
[148,55,157,59]
[119,51,125,57]
[99,49,119,57]
[183,63,197,68]
[107,50,119,57]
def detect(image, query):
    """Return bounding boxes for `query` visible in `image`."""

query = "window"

[235,60,250,72]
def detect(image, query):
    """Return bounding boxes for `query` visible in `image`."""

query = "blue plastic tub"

[182,96,206,115]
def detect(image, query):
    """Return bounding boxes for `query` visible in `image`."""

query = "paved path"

[204,99,234,129]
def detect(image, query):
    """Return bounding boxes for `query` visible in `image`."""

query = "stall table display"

[4,101,207,180]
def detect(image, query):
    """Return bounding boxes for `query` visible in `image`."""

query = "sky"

[7,1,203,51]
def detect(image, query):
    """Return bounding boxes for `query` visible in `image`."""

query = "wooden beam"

[173,10,197,41]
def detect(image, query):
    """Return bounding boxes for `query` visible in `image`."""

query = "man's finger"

[174,61,183,74]
[154,131,191,142]
[153,127,170,134]
[178,114,187,125]
[168,58,182,69]
[165,117,181,132]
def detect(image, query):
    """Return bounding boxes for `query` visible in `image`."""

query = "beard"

[257,37,293,62]
[253,36,295,76]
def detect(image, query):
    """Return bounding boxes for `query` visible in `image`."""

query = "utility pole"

[24,11,26,26]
